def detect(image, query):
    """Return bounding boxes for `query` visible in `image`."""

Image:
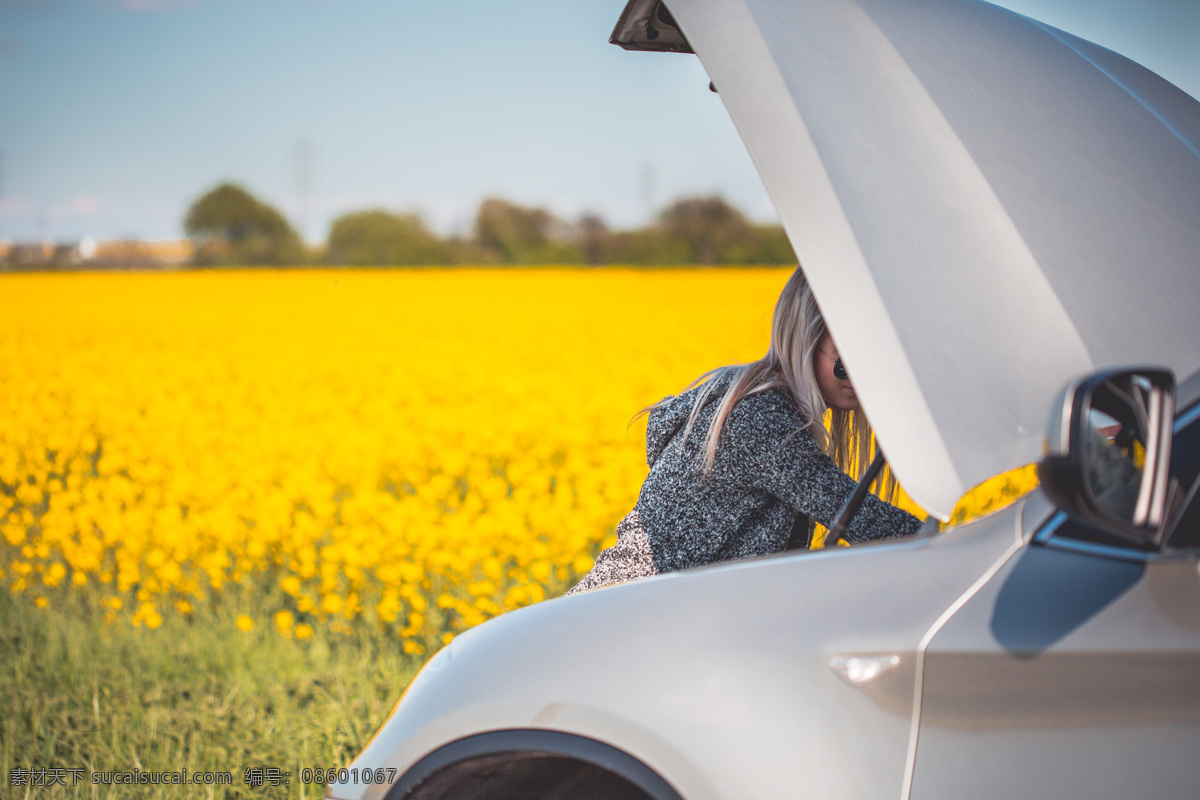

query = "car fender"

[334,498,1037,800]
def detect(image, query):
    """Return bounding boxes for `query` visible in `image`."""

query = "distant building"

[5,241,60,267]
[0,238,194,270]
[90,239,193,267]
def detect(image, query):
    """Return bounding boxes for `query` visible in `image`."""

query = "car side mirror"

[1038,368,1175,547]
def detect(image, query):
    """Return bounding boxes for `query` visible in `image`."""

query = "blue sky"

[1,0,1197,243]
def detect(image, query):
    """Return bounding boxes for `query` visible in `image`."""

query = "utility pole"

[35,210,49,262]
[0,147,5,243]
[640,161,656,224]
[0,147,7,265]
[295,138,312,243]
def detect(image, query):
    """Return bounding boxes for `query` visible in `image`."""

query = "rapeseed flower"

[0,269,1027,654]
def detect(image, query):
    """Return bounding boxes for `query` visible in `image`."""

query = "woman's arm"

[719,394,922,543]
[761,436,921,543]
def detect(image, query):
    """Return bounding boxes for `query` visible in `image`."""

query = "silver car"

[329,0,1200,798]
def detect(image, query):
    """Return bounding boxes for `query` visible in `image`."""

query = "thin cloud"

[92,0,200,12]
[0,198,30,215]
[49,194,101,219]
[0,36,22,55]
[120,0,174,10]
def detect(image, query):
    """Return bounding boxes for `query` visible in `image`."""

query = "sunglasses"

[821,350,848,380]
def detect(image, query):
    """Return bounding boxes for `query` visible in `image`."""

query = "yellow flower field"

[0,268,1034,654]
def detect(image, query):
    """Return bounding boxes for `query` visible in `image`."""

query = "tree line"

[185,183,796,267]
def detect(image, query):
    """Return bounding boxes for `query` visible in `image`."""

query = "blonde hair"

[643,266,896,499]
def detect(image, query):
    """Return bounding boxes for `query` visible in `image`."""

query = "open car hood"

[615,0,1200,519]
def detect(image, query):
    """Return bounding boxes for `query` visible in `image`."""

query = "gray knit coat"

[567,373,923,594]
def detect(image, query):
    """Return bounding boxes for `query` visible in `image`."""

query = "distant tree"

[658,196,753,265]
[443,235,500,265]
[184,183,306,266]
[326,209,448,266]
[604,229,691,265]
[474,198,582,264]
[723,224,798,265]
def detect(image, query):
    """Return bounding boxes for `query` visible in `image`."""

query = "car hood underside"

[615,0,1200,518]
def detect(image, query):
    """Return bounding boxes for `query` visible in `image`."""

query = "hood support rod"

[826,450,887,546]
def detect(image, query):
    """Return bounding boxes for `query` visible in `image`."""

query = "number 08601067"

[301,768,397,786]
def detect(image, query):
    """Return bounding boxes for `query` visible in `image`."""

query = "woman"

[567,267,922,594]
